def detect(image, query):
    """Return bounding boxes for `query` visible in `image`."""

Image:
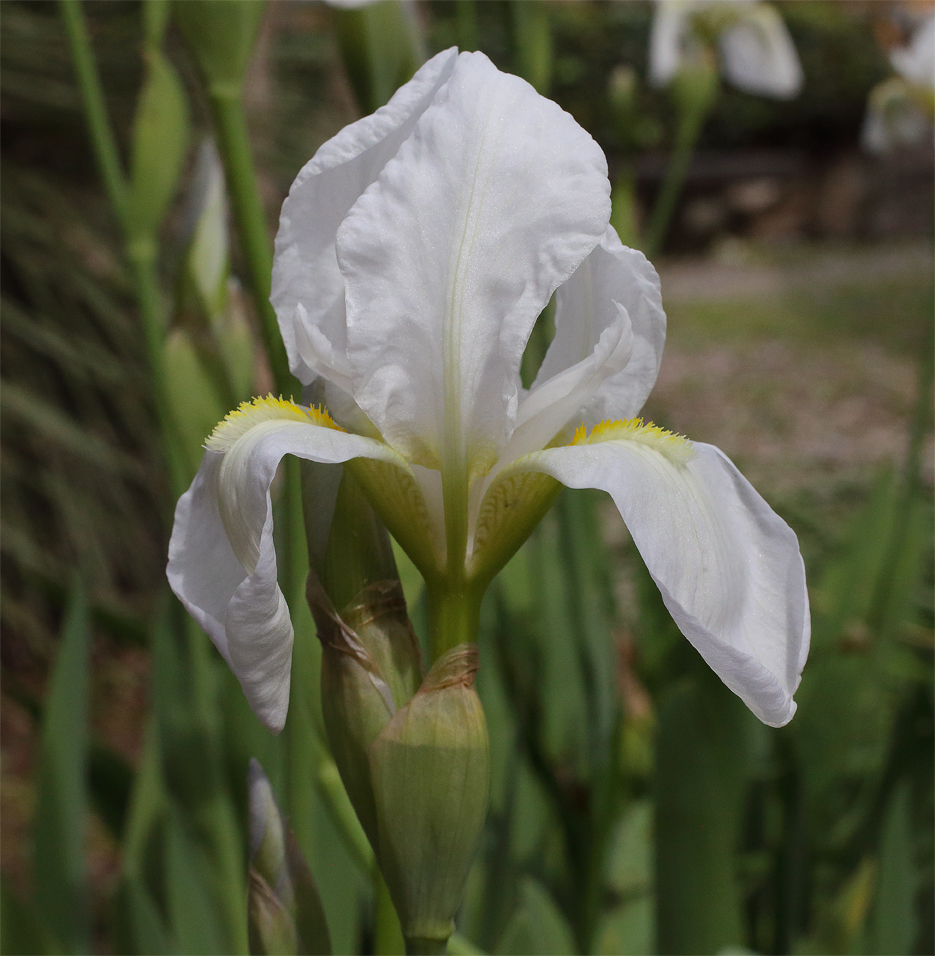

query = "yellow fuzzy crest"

[205,395,341,451]
[571,417,695,465]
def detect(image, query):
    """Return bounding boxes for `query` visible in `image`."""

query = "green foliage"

[494,878,575,956]
[653,678,753,955]
[32,582,91,954]
[331,1,423,116]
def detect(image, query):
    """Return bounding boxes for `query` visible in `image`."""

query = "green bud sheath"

[248,759,332,955]
[305,465,424,857]
[311,576,423,854]
[670,56,719,119]
[248,868,300,956]
[369,644,490,952]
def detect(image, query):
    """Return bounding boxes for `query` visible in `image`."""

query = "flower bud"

[311,576,423,854]
[248,870,299,956]
[304,465,424,853]
[247,760,332,956]
[174,0,266,98]
[369,644,490,951]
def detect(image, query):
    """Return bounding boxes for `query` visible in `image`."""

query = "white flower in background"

[862,13,935,154]
[650,0,803,99]
[167,49,809,733]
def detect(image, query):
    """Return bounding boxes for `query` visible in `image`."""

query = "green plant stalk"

[427,581,482,662]
[59,0,126,222]
[207,91,292,395]
[644,95,712,261]
[60,0,186,497]
[868,317,934,634]
[127,241,189,495]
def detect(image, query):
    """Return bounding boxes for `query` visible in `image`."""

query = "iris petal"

[168,399,412,732]
[517,432,810,726]
[271,48,459,385]
[337,51,611,481]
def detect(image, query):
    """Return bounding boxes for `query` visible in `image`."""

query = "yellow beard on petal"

[205,395,343,452]
[572,417,696,466]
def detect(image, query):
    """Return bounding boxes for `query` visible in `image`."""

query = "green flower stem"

[869,317,934,633]
[60,0,186,497]
[184,613,251,956]
[427,581,482,662]
[207,90,292,395]
[610,162,640,251]
[644,87,714,261]
[315,745,375,872]
[59,0,127,222]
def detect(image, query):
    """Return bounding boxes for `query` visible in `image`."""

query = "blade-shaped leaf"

[33,580,90,954]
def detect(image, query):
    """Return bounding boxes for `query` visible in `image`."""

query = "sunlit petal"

[167,398,410,732]
[649,1,693,87]
[337,50,611,481]
[536,227,666,426]
[890,13,935,89]
[271,48,458,384]
[506,308,633,465]
[517,425,809,726]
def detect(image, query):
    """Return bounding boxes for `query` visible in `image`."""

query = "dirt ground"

[646,241,933,502]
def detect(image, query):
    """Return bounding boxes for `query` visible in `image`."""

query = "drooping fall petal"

[167,398,411,731]
[516,426,810,726]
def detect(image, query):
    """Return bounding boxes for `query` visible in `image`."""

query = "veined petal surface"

[536,226,666,427]
[521,429,809,726]
[167,399,407,732]
[271,48,458,384]
[337,50,611,479]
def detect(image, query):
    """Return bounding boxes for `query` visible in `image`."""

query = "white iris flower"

[167,49,809,734]
[862,13,935,154]
[649,0,804,99]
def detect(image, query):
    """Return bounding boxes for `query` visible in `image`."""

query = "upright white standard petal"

[536,227,666,428]
[271,48,458,386]
[514,423,809,726]
[337,51,611,483]
[718,3,803,99]
[167,399,407,732]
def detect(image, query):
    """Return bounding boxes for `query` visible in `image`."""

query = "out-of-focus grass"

[660,243,933,353]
